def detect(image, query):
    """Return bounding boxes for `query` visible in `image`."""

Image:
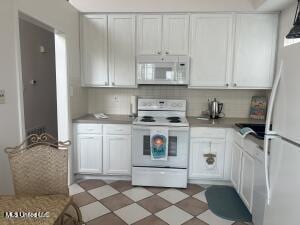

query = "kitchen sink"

[235,123,267,140]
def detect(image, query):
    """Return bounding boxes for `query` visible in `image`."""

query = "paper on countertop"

[94,113,109,119]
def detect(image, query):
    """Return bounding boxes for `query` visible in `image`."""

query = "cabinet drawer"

[191,127,226,138]
[76,124,102,134]
[103,125,132,135]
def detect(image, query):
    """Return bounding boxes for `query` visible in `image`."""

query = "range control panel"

[137,99,186,111]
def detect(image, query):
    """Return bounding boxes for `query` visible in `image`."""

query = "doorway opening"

[19,17,58,138]
[18,13,72,182]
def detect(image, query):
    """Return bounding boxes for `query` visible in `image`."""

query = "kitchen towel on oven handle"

[150,127,169,161]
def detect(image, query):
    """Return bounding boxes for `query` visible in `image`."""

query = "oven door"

[132,126,189,168]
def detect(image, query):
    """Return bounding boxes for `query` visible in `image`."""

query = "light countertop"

[73,114,265,147]
[73,114,134,124]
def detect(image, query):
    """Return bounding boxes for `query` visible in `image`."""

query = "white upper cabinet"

[137,14,189,56]
[108,15,136,87]
[189,14,233,87]
[137,15,162,55]
[232,14,278,88]
[81,15,108,87]
[163,15,189,55]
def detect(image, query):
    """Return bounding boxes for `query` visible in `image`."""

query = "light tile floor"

[70,180,251,225]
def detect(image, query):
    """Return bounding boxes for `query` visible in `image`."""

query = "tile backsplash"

[88,86,268,118]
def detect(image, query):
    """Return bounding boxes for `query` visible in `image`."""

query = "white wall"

[0,0,87,194]
[17,0,88,119]
[70,0,255,12]
[88,87,267,118]
[0,0,21,195]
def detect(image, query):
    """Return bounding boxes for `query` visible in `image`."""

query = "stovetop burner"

[143,116,154,119]
[141,118,155,122]
[141,116,155,122]
[169,120,181,123]
[167,117,181,120]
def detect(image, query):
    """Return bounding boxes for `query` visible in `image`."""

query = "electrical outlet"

[0,89,5,104]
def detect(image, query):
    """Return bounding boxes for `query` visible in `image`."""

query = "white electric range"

[132,98,189,188]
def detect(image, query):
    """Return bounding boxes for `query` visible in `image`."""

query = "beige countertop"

[73,114,134,124]
[73,114,265,147]
[187,117,264,128]
[187,117,265,148]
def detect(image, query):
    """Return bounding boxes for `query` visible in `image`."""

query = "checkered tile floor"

[69,179,250,225]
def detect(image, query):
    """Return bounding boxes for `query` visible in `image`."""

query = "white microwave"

[137,56,189,85]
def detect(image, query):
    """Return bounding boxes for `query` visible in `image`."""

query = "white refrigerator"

[263,45,300,225]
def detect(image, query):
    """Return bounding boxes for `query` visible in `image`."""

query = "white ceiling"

[70,0,296,12]
[69,0,255,12]
[250,0,296,11]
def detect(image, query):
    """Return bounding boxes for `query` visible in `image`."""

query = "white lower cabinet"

[77,134,103,174]
[240,150,255,212]
[103,135,132,175]
[74,123,132,176]
[189,128,227,180]
[231,142,243,191]
[189,138,225,179]
[231,132,256,212]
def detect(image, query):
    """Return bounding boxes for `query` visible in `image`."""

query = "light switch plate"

[0,89,5,104]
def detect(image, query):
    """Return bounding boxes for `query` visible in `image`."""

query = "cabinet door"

[189,14,233,88]
[77,134,103,174]
[108,15,136,87]
[240,151,255,212]
[231,142,242,191]
[233,14,278,88]
[103,135,132,175]
[189,138,225,179]
[163,14,189,55]
[137,15,162,55]
[81,15,108,87]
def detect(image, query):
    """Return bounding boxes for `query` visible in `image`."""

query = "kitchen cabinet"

[108,15,136,87]
[137,15,162,55]
[81,15,108,87]
[189,138,226,179]
[137,14,189,56]
[163,14,189,55]
[231,131,258,212]
[232,14,278,88]
[231,142,243,191]
[75,124,103,174]
[77,134,103,174]
[103,135,132,175]
[81,14,136,87]
[240,150,255,212]
[189,14,233,88]
[103,125,132,175]
[189,128,227,180]
[74,123,132,176]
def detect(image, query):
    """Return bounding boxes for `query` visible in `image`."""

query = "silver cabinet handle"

[165,51,169,55]
[157,51,161,55]
[112,82,115,86]
[234,83,237,87]
[225,83,229,87]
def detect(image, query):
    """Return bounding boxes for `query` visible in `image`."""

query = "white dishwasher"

[252,146,267,225]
